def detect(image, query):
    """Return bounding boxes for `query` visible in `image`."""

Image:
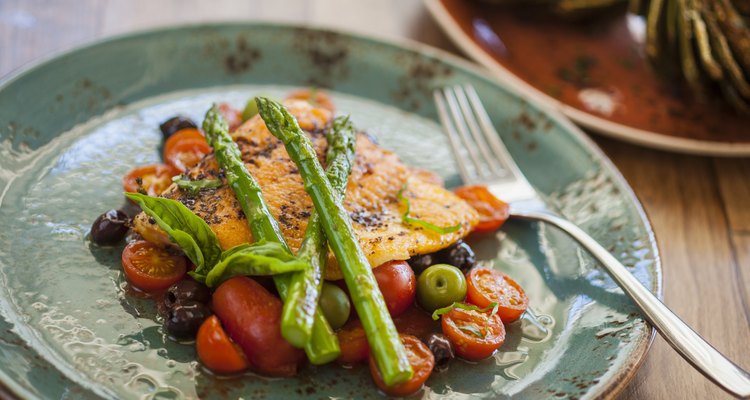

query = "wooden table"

[1,0,748,398]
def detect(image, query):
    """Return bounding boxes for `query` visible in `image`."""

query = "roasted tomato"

[440,305,505,360]
[163,128,211,171]
[123,164,179,196]
[393,305,438,341]
[336,319,370,365]
[372,261,416,317]
[218,102,244,132]
[212,276,304,376]
[454,185,510,233]
[196,315,250,375]
[121,240,187,292]
[466,267,528,323]
[369,334,435,397]
[286,89,335,112]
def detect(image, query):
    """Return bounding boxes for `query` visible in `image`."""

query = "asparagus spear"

[202,105,340,364]
[256,97,413,387]
[281,116,356,352]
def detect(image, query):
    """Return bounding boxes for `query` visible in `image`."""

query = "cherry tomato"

[286,89,335,112]
[454,185,510,233]
[466,267,528,323]
[212,276,304,376]
[393,305,439,341]
[369,334,435,397]
[163,128,211,171]
[123,164,179,196]
[121,240,187,292]
[218,102,244,131]
[336,319,369,365]
[440,305,505,360]
[372,261,416,317]
[196,315,250,375]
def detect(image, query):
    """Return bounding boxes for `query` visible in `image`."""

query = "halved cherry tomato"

[286,89,335,112]
[218,102,244,132]
[454,185,510,233]
[212,276,304,377]
[196,315,250,375]
[121,240,187,292]
[372,261,416,317]
[369,334,435,397]
[466,267,528,322]
[441,305,505,360]
[393,305,438,341]
[123,164,179,196]
[336,319,369,365]
[163,128,211,171]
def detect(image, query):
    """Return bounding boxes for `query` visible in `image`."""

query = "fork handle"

[512,209,750,399]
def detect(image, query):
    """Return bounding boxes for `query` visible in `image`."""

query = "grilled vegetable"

[281,116,356,350]
[256,97,413,386]
[202,105,340,364]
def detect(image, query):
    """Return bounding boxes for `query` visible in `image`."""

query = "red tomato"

[441,306,505,360]
[454,185,510,233]
[369,334,434,397]
[393,305,438,341]
[336,319,369,365]
[163,128,211,171]
[372,261,416,317]
[218,102,244,132]
[123,164,179,196]
[286,89,335,112]
[212,276,304,377]
[121,240,187,292]
[466,267,528,323]
[196,315,250,375]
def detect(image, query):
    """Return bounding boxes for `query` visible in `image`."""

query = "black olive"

[164,300,211,340]
[165,280,211,309]
[426,333,454,370]
[159,116,197,140]
[408,253,434,275]
[90,209,130,245]
[436,240,476,273]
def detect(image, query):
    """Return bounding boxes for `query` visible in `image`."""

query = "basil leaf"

[172,175,222,193]
[456,324,485,339]
[398,183,461,234]
[431,302,499,320]
[205,241,308,288]
[125,193,222,280]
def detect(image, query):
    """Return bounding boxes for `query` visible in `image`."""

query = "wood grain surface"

[1,0,748,399]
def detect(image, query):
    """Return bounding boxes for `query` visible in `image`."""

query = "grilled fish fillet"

[133,100,479,280]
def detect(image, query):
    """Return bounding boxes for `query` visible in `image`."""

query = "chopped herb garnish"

[172,175,222,193]
[398,184,461,234]
[456,323,485,339]
[431,302,499,320]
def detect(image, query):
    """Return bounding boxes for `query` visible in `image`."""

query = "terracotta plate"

[426,0,750,155]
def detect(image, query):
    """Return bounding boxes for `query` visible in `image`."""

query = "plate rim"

[424,0,750,157]
[0,21,662,400]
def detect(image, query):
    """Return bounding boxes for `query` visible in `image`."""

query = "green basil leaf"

[456,324,485,339]
[398,183,461,234]
[205,241,308,288]
[125,192,222,280]
[172,175,222,193]
[431,302,499,320]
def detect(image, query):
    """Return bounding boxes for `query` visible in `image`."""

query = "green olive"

[416,264,467,312]
[319,282,351,330]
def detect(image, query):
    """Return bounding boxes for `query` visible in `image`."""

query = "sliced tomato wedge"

[196,315,251,375]
[163,128,211,171]
[466,267,528,322]
[123,164,179,196]
[454,185,510,233]
[286,89,335,112]
[441,305,505,360]
[369,334,434,397]
[121,240,187,292]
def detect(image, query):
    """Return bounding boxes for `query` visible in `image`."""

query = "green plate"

[0,23,661,399]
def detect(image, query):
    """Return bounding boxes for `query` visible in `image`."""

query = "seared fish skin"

[133,100,479,280]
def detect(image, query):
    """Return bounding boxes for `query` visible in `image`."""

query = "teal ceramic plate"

[0,23,661,399]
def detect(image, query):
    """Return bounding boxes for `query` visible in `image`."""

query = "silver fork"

[434,84,750,399]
